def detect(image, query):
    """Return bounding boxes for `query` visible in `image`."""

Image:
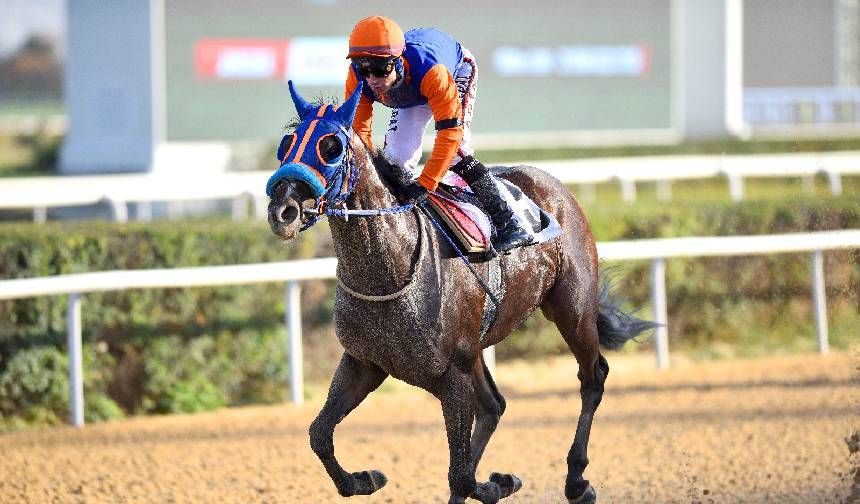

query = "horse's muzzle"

[268,197,302,240]
[267,180,315,240]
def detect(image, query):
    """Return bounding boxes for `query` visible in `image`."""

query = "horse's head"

[266,81,362,240]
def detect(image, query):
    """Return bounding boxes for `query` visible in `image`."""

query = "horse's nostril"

[280,205,299,223]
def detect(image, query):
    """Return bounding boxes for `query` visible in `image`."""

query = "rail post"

[285,281,304,404]
[619,178,637,203]
[825,171,842,196]
[656,179,672,201]
[231,192,255,221]
[67,293,85,427]
[726,174,744,201]
[101,197,128,222]
[810,250,829,354]
[650,257,670,369]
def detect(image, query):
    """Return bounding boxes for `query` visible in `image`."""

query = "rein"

[326,197,500,307]
[310,202,415,221]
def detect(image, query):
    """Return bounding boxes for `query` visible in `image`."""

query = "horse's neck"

[329,141,420,292]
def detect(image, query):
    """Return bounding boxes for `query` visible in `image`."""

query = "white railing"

[1,229,859,427]
[1,152,859,222]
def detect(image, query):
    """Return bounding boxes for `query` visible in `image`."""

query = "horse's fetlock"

[450,475,477,498]
[335,479,355,497]
[564,477,590,501]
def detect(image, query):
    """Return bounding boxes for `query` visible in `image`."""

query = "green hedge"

[1,196,858,428]
[0,219,329,428]
[500,196,860,359]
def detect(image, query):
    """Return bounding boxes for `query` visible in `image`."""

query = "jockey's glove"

[403,182,429,206]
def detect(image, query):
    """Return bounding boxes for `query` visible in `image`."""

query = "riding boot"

[451,156,533,253]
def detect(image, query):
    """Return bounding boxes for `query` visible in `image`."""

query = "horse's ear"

[336,82,363,128]
[288,80,315,119]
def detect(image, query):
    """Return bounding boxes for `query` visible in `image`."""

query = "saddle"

[426,175,562,258]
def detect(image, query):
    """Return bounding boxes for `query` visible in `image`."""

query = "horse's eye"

[318,135,343,164]
[277,134,295,161]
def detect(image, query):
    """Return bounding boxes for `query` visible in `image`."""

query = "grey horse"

[266,82,654,503]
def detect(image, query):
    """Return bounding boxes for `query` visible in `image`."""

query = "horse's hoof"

[350,469,387,495]
[471,481,501,504]
[489,472,523,497]
[568,483,597,504]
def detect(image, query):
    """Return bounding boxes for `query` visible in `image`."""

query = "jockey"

[344,15,532,253]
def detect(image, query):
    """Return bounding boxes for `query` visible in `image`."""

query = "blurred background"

[0,1,857,429]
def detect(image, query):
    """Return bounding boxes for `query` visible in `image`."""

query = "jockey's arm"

[345,68,375,151]
[416,64,463,192]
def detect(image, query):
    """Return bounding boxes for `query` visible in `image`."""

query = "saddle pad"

[428,176,563,254]
[427,194,490,253]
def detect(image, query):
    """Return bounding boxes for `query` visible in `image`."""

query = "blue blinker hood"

[266,81,363,202]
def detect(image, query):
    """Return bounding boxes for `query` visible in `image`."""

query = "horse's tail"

[596,273,659,351]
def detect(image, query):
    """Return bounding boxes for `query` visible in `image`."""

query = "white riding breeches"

[383,48,477,181]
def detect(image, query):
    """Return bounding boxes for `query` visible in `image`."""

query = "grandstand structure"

[50,1,860,174]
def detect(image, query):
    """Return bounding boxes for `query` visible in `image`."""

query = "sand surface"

[1,352,857,503]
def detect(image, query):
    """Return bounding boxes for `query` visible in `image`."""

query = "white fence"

[1,229,858,427]
[2,152,859,222]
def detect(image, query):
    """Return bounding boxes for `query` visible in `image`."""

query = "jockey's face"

[353,56,398,95]
[366,70,397,95]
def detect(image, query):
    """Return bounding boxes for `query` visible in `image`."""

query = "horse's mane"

[282,94,339,131]
[370,151,411,192]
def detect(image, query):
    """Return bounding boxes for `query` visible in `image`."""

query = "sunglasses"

[354,60,395,78]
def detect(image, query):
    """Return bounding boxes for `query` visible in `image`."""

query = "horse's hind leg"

[309,352,389,497]
[469,357,522,499]
[542,280,606,504]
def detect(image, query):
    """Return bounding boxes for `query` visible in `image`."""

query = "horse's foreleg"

[469,358,522,500]
[439,365,479,504]
[440,364,508,504]
[309,352,388,497]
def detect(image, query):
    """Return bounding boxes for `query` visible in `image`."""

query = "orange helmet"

[347,16,405,59]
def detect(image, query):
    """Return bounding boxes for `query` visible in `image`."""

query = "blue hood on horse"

[266,81,363,205]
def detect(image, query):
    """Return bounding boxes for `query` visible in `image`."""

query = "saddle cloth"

[427,172,562,254]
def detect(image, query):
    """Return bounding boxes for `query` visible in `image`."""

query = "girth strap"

[479,256,504,344]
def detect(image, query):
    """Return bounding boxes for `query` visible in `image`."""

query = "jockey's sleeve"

[345,68,375,152]
[417,64,463,191]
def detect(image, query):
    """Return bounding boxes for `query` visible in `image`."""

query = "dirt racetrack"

[1,351,857,504]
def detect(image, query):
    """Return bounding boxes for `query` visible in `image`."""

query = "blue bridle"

[266,81,364,230]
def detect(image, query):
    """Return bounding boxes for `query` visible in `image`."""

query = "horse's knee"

[309,417,334,458]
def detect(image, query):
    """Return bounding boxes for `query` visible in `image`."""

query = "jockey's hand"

[403,182,429,205]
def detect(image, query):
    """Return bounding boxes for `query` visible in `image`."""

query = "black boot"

[452,156,533,253]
